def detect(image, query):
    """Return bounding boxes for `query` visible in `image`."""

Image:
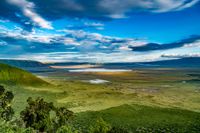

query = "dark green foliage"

[0,117,37,133]
[3,91,14,103]
[1,85,200,133]
[54,107,74,128]
[136,126,178,133]
[89,118,111,133]
[20,97,74,132]
[135,121,200,133]
[108,127,129,133]
[0,85,5,95]
[75,104,200,133]
[88,118,129,133]
[56,125,79,133]
[88,118,130,133]
[1,106,14,121]
[0,85,14,121]
[20,97,55,132]
[185,118,200,133]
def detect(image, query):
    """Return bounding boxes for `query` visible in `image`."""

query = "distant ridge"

[0,59,47,68]
[0,59,53,73]
[46,57,200,68]
[103,57,200,69]
[145,57,200,67]
[1,57,200,70]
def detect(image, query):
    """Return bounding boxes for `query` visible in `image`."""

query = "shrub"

[20,97,74,132]
[54,107,74,128]
[56,125,79,133]
[108,126,129,133]
[88,118,111,133]
[20,97,55,132]
[0,85,14,121]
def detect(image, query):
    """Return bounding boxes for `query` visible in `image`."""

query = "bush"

[0,119,14,133]
[20,97,55,132]
[89,118,111,133]
[20,97,74,132]
[54,107,74,129]
[56,125,79,133]
[108,127,129,133]
[0,85,14,121]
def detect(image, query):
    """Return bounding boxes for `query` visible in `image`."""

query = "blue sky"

[0,0,200,62]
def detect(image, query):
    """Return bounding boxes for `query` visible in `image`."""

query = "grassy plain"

[1,64,200,131]
[35,68,200,112]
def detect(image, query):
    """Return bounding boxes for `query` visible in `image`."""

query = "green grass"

[1,67,200,114]
[1,66,200,132]
[0,63,49,86]
[73,104,200,132]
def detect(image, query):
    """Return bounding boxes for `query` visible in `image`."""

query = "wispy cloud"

[0,0,199,29]
[0,40,7,46]
[0,25,148,53]
[151,0,199,12]
[7,0,52,29]
[183,40,200,47]
[67,22,104,30]
[1,21,200,63]
[162,53,200,58]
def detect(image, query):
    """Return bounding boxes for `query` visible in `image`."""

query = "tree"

[20,97,74,132]
[54,107,74,128]
[20,97,55,132]
[89,118,111,133]
[0,85,14,121]
[0,85,5,95]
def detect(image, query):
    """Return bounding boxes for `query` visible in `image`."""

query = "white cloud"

[162,53,200,58]
[1,23,200,63]
[152,0,184,12]
[57,29,148,51]
[7,0,53,29]
[0,19,10,23]
[118,46,132,51]
[100,0,200,18]
[84,22,104,28]
[0,40,7,46]
[176,0,200,10]
[184,40,200,48]
[3,41,200,63]
[62,38,80,46]
[0,26,148,52]
[12,50,163,63]
[150,0,199,12]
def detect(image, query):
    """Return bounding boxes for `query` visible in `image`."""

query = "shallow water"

[68,68,132,72]
[86,79,110,84]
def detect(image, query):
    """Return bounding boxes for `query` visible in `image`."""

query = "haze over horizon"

[0,0,200,63]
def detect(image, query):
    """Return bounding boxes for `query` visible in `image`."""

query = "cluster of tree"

[0,85,14,121]
[0,85,129,133]
[0,85,76,132]
[2,85,199,133]
[20,97,74,132]
[88,118,129,133]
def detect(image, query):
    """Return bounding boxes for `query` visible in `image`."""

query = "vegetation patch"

[0,63,49,86]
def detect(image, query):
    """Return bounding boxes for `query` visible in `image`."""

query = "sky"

[0,0,200,63]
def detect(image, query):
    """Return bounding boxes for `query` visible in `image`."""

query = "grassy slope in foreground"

[0,63,48,86]
[74,104,200,132]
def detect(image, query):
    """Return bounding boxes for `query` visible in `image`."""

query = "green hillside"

[74,104,200,132]
[0,63,49,86]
